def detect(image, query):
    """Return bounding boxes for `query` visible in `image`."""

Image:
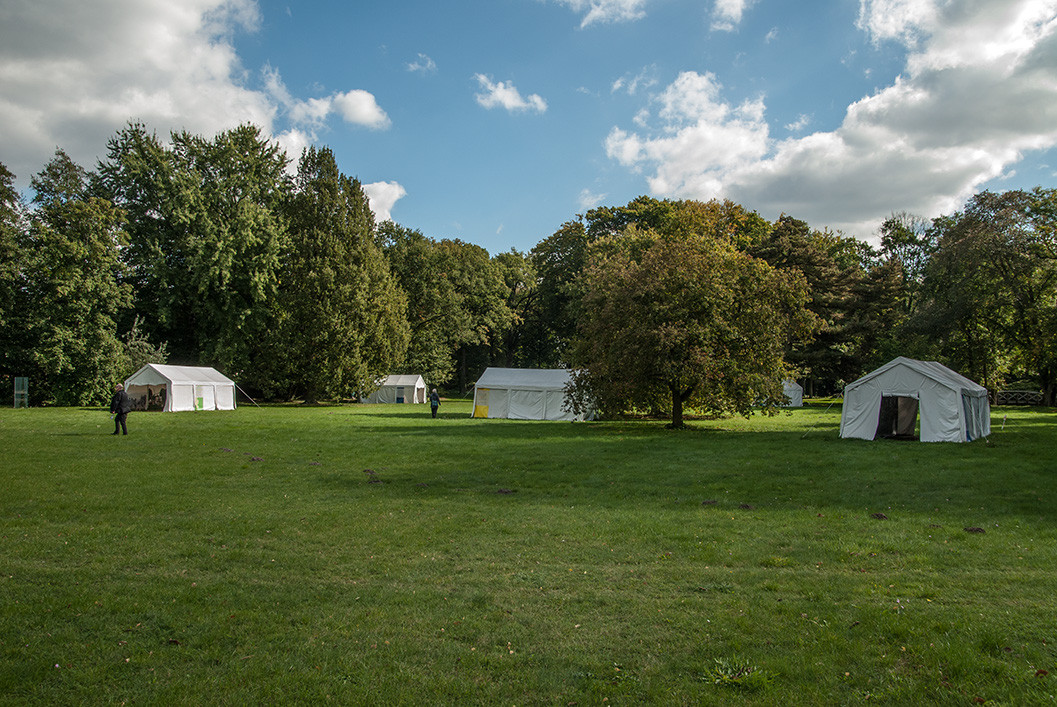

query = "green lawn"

[1,401,1056,705]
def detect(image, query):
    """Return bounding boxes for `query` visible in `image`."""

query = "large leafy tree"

[529,220,589,366]
[0,163,27,382]
[169,125,289,376]
[378,221,461,385]
[380,223,515,389]
[275,147,408,403]
[531,197,772,368]
[22,150,131,405]
[570,227,813,428]
[748,215,865,393]
[917,189,1057,399]
[436,239,514,391]
[94,123,289,377]
[490,249,538,367]
[92,124,186,353]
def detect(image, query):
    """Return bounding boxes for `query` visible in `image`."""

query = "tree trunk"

[669,382,694,429]
[459,348,468,395]
[670,386,684,429]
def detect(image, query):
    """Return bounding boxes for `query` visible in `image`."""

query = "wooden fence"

[995,390,1044,406]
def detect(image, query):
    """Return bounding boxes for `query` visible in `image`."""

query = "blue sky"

[2,0,1056,254]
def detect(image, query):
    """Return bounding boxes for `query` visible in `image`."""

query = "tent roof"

[126,363,234,386]
[475,367,572,391]
[845,357,986,397]
[378,374,425,387]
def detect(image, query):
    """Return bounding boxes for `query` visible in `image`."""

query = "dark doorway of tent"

[875,395,919,440]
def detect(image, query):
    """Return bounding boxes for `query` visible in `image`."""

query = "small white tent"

[840,357,990,443]
[472,368,584,421]
[782,380,804,407]
[124,364,236,412]
[362,374,426,404]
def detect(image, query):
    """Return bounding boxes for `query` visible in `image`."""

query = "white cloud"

[274,128,312,166]
[265,68,391,136]
[407,53,437,74]
[611,66,658,95]
[711,0,757,32]
[0,0,390,187]
[362,181,407,223]
[552,0,650,27]
[578,188,607,210]
[0,0,274,184]
[474,74,547,113]
[607,0,1057,239]
[856,0,942,46]
[785,114,811,132]
[606,71,769,195]
[333,90,391,129]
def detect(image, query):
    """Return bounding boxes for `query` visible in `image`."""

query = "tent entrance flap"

[876,395,919,439]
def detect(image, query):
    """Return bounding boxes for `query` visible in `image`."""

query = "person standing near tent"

[110,383,132,435]
[429,388,440,419]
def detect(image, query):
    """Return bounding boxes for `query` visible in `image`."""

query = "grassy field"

[1,400,1056,705]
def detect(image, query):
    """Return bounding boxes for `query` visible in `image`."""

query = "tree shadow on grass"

[313,415,1057,524]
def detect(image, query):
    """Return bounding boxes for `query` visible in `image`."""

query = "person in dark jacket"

[110,383,132,435]
[429,388,440,419]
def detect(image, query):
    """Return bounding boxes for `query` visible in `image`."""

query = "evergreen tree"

[276,147,408,403]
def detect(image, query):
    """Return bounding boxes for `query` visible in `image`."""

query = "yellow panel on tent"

[473,388,489,418]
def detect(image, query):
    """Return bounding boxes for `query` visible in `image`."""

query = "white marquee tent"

[472,368,585,421]
[782,380,804,407]
[362,374,426,404]
[839,357,990,443]
[124,364,236,412]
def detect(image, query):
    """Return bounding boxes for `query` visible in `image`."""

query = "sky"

[2,0,1056,254]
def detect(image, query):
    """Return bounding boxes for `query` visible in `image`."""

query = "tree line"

[2,123,1055,416]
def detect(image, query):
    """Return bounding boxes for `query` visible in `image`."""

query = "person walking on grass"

[429,388,440,419]
[110,383,132,435]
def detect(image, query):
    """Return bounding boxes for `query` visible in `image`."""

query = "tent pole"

[234,383,262,408]
[801,398,839,439]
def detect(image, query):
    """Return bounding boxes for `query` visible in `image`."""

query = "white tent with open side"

[782,379,804,407]
[472,368,584,421]
[839,357,990,443]
[362,374,426,404]
[124,364,237,412]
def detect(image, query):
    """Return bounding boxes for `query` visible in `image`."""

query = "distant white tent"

[839,357,990,443]
[363,374,426,404]
[124,364,236,412]
[782,380,804,408]
[472,368,585,421]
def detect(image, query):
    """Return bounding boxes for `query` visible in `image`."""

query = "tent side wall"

[474,385,578,421]
[474,388,511,418]
[215,384,236,410]
[472,369,584,421]
[839,386,884,440]
[169,383,195,412]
